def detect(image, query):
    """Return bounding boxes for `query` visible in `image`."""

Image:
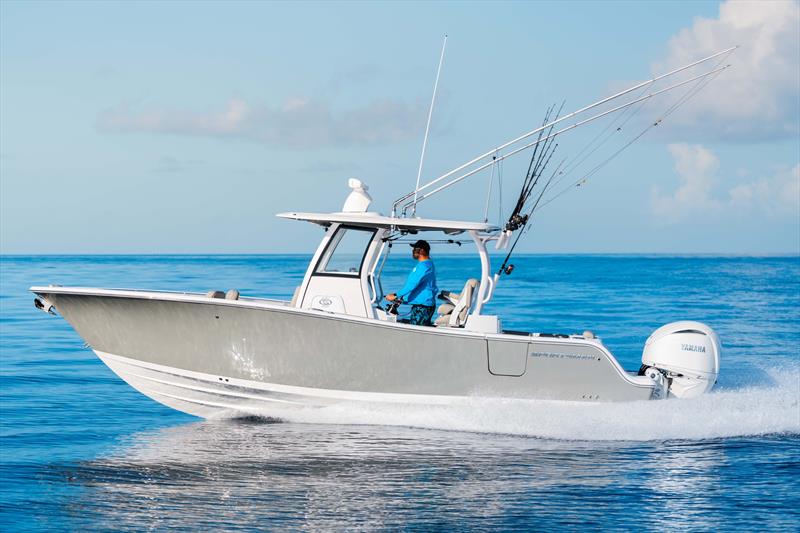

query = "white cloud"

[97,96,426,149]
[652,0,799,141]
[652,143,800,222]
[652,143,722,221]
[728,163,800,216]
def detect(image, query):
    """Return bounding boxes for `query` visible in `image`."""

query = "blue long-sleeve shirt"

[396,259,438,306]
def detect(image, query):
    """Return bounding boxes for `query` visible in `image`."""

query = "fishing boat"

[32,44,735,418]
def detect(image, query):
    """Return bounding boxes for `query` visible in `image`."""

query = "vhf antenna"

[411,34,447,218]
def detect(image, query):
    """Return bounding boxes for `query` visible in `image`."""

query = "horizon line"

[2,252,799,258]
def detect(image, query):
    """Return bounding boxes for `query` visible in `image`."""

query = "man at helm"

[385,239,438,326]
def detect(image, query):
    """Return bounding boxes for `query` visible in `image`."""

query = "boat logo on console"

[319,297,332,306]
[681,343,706,353]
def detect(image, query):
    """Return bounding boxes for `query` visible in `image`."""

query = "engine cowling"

[641,321,721,399]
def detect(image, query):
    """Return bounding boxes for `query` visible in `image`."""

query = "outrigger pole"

[392,46,737,217]
[397,63,732,216]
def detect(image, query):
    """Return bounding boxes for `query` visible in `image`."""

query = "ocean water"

[1,254,798,531]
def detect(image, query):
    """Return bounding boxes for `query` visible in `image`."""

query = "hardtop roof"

[276,212,500,233]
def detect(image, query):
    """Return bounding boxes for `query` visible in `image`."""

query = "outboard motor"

[641,321,720,399]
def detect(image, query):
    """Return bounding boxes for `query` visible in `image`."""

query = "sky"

[1,0,798,255]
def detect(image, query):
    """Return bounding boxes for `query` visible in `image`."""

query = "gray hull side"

[43,292,654,403]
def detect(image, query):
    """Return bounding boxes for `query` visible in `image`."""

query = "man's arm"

[395,265,425,301]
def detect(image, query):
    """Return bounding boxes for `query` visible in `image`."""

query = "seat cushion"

[434,314,451,327]
[438,303,455,315]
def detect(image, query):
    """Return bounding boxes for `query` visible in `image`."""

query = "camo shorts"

[409,304,435,326]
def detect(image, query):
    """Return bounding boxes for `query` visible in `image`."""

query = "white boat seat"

[438,302,455,315]
[435,278,478,328]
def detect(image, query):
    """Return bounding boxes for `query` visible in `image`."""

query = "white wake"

[241,364,800,441]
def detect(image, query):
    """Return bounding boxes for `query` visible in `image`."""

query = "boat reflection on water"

[51,419,770,531]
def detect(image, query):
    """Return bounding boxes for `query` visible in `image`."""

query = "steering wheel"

[385,298,404,315]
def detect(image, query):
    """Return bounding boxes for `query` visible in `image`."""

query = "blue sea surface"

[1,254,798,531]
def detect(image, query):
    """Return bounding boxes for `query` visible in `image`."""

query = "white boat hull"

[29,286,711,419]
[97,350,471,419]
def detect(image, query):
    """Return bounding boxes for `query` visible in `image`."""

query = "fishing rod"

[521,105,555,191]
[495,157,565,277]
[396,62,732,216]
[513,103,562,216]
[492,100,563,272]
[488,51,734,283]
[392,46,738,216]
[540,50,733,208]
[501,68,727,273]
[515,108,562,215]
[504,105,555,230]
[506,138,559,233]
[534,52,733,214]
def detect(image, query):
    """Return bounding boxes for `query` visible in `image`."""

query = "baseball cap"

[409,240,430,253]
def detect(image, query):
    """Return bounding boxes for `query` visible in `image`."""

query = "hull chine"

[95,351,472,419]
